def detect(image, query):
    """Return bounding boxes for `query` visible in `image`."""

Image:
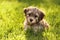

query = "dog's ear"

[24,8,29,14]
[38,11,45,21]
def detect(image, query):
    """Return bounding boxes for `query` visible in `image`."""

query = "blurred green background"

[0,0,60,40]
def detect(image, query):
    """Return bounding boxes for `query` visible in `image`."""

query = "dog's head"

[24,6,45,25]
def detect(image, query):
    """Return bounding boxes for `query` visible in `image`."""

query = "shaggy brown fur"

[24,6,49,32]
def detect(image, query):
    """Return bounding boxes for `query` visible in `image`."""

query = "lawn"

[0,0,60,40]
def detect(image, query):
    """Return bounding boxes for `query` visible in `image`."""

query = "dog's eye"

[35,15,38,18]
[28,14,31,16]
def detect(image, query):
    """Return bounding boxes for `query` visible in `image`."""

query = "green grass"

[0,0,60,40]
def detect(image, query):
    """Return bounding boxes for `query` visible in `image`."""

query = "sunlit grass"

[0,0,60,40]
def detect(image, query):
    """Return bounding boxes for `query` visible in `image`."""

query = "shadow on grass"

[18,0,45,6]
[18,0,60,6]
[51,0,60,5]
[25,29,45,40]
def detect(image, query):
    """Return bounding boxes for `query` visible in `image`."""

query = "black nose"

[30,19,33,22]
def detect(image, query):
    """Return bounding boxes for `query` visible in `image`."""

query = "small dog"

[24,6,49,32]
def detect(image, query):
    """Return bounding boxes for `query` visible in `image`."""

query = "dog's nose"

[30,19,33,22]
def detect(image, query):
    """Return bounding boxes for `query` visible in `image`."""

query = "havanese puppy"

[24,6,49,32]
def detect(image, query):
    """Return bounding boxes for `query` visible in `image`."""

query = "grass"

[0,0,60,40]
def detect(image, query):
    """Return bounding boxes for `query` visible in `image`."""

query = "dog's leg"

[40,19,49,29]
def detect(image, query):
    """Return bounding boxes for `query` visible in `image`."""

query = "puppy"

[24,6,49,32]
